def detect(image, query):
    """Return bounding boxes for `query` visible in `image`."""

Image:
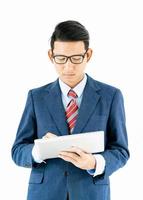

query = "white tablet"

[34,131,104,160]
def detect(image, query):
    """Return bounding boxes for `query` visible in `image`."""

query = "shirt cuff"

[87,154,105,177]
[32,145,44,163]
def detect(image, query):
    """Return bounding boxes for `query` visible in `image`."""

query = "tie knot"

[68,90,78,98]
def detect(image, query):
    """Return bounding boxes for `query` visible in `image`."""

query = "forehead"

[53,41,85,55]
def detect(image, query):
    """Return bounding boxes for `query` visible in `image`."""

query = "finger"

[59,151,80,161]
[42,132,57,139]
[64,146,85,156]
[58,154,77,164]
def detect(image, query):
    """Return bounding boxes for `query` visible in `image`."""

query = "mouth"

[63,74,75,76]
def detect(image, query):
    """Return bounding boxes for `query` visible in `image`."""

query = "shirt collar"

[59,74,87,98]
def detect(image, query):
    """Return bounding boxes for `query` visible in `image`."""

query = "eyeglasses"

[52,49,88,64]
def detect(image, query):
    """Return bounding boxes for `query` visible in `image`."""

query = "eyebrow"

[52,52,86,57]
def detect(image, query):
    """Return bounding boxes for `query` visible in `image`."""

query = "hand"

[42,132,58,139]
[58,146,96,170]
[32,132,58,163]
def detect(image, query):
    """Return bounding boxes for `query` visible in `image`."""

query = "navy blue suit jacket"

[12,75,129,200]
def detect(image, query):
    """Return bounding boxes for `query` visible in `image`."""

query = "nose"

[64,59,75,71]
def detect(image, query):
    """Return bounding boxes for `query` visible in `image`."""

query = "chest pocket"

[83,115,108,132]
[37,123,60,138]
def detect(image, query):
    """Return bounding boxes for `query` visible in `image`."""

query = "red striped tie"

[65,90,78,133]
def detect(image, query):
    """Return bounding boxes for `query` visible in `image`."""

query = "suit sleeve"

[100,89,130,178]
[11,90,37,168]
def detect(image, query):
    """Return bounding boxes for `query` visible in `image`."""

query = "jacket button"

[64,171,68,176]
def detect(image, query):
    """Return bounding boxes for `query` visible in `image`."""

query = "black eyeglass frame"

[52,49,88,64]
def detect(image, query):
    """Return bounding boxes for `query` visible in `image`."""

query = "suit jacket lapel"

[46,80,69,136]
[45,76,101,136]
[73,76,101,134]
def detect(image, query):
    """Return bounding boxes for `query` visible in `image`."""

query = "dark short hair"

[50,20,89,50]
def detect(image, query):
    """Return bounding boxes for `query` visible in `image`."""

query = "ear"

[86,48,93,62]
[48,49,54,63]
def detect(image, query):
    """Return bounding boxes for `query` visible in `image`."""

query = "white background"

[0,0,143,199]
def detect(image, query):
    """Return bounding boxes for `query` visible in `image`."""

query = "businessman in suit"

[11,20,129,200]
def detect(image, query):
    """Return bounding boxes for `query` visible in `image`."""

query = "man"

[11,20,129,200]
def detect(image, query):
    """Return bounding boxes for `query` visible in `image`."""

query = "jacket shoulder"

[88,76,122,99]
[29,80,57,95]
[95,80,119,92]
[89,76,119,91]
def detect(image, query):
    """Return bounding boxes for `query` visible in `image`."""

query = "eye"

[72,56,82,60]
[56,56,66,60]
[54,56,67,63]
[71,56,83,63]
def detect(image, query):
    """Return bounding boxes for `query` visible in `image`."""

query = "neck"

[62,75,85,88]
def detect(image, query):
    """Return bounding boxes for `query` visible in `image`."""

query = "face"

[48,41,92,88]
